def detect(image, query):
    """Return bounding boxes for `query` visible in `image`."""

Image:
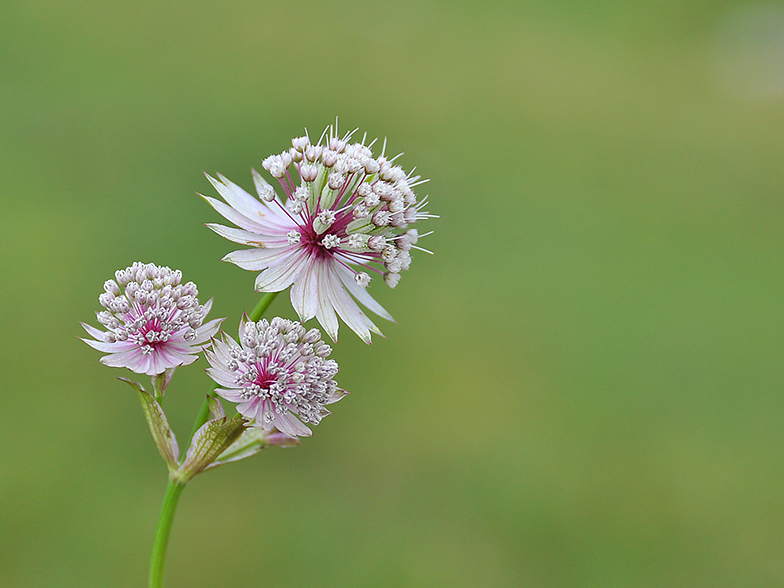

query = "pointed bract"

[205,427,300,471]
[177,416,246,482]
[120,378,180,472]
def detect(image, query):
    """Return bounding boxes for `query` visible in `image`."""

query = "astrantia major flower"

[204,317,346,438]
[202,123,435,343]
[81,262,223,376]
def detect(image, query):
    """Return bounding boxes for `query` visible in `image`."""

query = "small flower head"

[81,262,223,376]
[204,317,347,438]
[202,122,436,343]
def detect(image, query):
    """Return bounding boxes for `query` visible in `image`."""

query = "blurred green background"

[2,0,784,586]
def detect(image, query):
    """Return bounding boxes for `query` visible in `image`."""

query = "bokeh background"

[2,0,784,586]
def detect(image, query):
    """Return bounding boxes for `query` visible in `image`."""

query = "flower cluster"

[202,124,435,343]
[205,317,347,437]
[81,262,222,376]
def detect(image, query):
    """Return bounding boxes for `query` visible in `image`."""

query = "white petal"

[100,348,144,372]
[324,264,378,344]
[215,387,249,403]
[81,337,137,353]
[290,257,319,321]
[313,263,339,342]
[206,366,237,387]
[192,317,224,344]
[223,246,296,271]
[206,223,277,246]
[205,173,267,222]
[81,322,108,341]
[335,264,395,322]
[237,399,258,420]
[201,195,269,233]
[254,250,309,292]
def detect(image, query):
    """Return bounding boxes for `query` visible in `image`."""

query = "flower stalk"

[148,477,186,588]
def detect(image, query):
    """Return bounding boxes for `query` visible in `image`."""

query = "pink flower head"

[81,262,223,376]
[202,123,435,343]
[204,317,347,438]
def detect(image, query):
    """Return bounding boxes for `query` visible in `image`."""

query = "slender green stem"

[149,477,186,588]
[190,291,280,436]
[247,291,279,323]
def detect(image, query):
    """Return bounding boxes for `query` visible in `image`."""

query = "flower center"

[252,366,278,390]
[298,225,338,260]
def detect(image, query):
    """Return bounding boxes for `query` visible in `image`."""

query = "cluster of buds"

[205,317,347,438]
[99,263,210,348]
[260,126,434,289]
[82,263,222,377]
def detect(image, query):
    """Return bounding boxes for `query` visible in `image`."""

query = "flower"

[204,316,347,438]
[81,262,223,376]
[202,123,435,343]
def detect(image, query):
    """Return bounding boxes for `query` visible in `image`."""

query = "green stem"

[247,291,279,323]
[190,291,280,436]
[149,477,186,588]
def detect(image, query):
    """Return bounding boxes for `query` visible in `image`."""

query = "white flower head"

[81,262,223,376]
[204,317,347,438]
[202,122,436,343]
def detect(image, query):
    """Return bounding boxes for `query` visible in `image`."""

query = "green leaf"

[151,368,176,400]
[205,427,299,470]
[176,416,246,483]
[119,378,180,472]
[207,395,225,420]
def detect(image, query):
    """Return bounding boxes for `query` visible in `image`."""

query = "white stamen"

[384,272,401,288]
[322,234,341,249]
[293,186,310,202]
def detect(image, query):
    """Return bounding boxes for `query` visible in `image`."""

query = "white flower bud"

[368,235,387,251]
[300,163,318,182]
[384,272,401,288]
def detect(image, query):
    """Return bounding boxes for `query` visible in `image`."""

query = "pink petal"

[275,412,312,438]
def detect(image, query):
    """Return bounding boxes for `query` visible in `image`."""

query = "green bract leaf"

[206,427,300,471]
[176,416,246,483]
[207,395,225,420]
[151,368,176,400]
[119,377,180,472]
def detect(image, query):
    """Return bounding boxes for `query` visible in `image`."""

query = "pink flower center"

[252,366,278,389]
[298,225,338,260]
